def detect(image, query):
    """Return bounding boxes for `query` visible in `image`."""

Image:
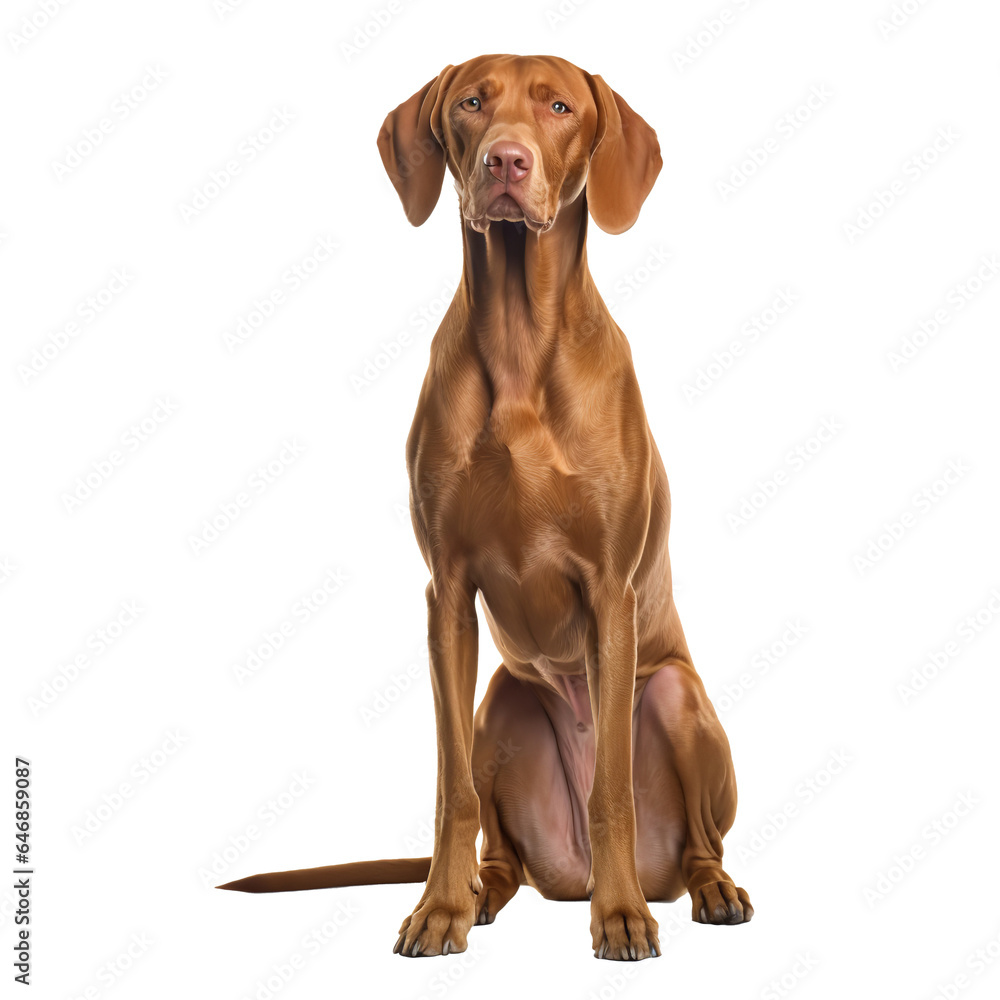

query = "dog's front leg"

[586,584,661,961]
[394,577,482,957]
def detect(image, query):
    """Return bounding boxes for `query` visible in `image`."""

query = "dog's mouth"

[466,190,554,234]
[487,193,525,221]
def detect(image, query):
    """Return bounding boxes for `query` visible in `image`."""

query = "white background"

[3,0,1000,997]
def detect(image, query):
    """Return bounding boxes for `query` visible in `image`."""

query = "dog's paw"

[590,889,660,960]
[394,869,481,957]
[474,863,520,926]
[690,877,753,925]
[394,901,476,957]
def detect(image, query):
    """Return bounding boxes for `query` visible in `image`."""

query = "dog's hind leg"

[471,664,593,924]
[634,660,753,924]
[471,669,525,925]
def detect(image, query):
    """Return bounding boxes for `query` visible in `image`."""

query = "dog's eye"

[461,97,482,111]
[551,101,570,114]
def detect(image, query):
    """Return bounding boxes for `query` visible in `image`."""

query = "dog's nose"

[484,142,533,184]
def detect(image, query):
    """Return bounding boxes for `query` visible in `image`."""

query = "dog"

[219,53,752,962]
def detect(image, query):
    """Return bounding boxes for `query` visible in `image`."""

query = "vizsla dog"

[219,53,752,961]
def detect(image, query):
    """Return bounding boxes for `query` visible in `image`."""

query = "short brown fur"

[220,54,752,962]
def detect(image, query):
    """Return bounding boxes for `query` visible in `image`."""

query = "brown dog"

[219,53,752,961]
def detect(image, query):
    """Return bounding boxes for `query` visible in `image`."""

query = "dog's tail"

[216,857,432,894]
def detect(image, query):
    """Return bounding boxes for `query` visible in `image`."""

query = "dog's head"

[377,54,662,235]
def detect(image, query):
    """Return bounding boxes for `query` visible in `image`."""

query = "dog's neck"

[457,194,598,399]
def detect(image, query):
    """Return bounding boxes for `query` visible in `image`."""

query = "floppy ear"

[377,68,454,226]
[584,74,663,235]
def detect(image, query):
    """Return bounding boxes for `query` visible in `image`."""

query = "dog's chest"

[446,407,599,664]
[458,404,591,551]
